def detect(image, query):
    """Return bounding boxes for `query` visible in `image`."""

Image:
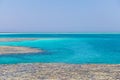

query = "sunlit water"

[0,33,120,64]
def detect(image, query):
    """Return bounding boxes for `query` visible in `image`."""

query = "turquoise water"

[0,34,120,64]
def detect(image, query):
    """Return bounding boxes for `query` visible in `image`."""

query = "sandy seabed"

[0,63,119,80]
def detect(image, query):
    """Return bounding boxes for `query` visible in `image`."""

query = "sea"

[0,33,120,64]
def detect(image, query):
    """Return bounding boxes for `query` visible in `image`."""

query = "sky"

[0,0,120,32]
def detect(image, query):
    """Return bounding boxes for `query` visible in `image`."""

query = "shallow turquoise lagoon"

[0,34,120,64]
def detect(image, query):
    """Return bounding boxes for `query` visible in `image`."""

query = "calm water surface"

[0,33,120,64]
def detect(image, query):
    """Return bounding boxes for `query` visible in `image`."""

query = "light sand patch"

[0,46,42,54]
[0,38,39,42]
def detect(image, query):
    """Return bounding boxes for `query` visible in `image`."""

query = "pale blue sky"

[0,0,120,32]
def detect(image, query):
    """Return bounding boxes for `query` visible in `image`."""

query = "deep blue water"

[0,33,120,64]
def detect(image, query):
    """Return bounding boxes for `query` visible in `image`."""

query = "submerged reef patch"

[0,38,39,42]
[0,46,43,54]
